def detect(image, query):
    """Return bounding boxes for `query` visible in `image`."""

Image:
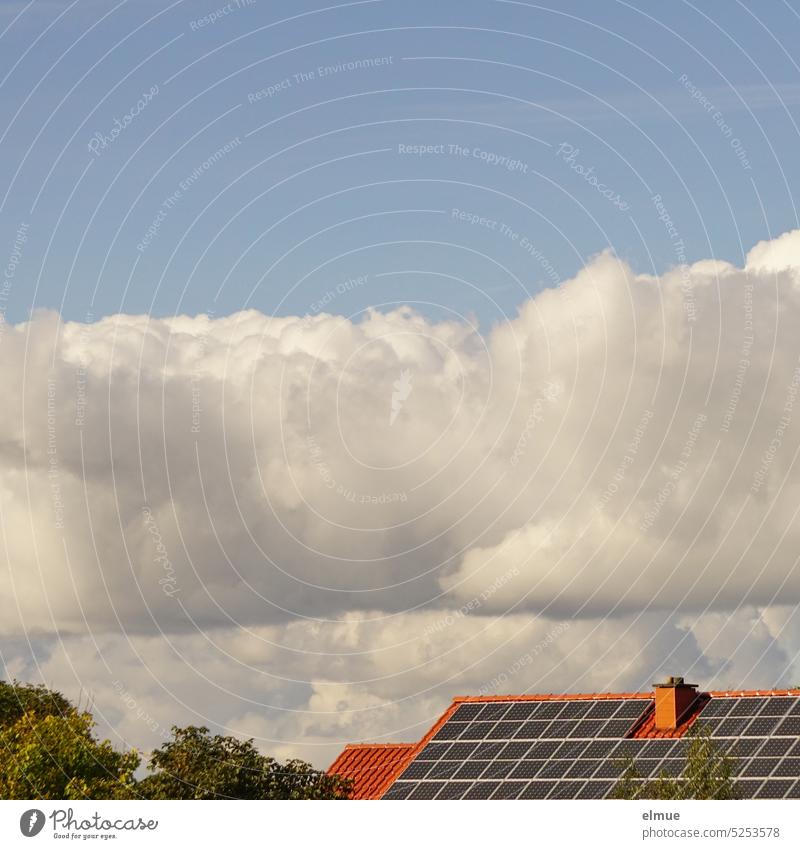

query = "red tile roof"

[327,743,420,799]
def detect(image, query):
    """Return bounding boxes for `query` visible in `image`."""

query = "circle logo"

[19,810,45,837]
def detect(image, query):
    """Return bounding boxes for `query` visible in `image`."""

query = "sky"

[3,0,800,768]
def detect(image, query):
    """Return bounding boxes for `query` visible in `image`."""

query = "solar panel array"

[382,695,800,800]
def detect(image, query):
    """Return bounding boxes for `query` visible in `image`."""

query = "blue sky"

[2,0,800,326]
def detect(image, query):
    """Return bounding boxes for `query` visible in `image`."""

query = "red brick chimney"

[653,676,698,730]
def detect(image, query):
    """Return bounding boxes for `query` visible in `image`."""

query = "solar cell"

[611,740,645,758]
[453,761,490,779]
[716,717,749,736]
[482,760,515,779]
[616,700,651,719]
[789,700,800,716]
[487,721,521,739]
[409,782,445,800]
[740,759,778,777]
[452,703,484,721]
[505,702,539,721]
[519,780,555,799]
[788,740,800,756]
[758,697,796,716]
[384,782,416,799]
[598,719,636,737]
[582,740,617,758]
[659,760,683,776]
[435,781,472,800]
[730,698,766,716]
[498,741,533,759]
[464,782,500,799]
[634,759,663,778]
[586,701,621,719]
[473,741,505,759]
[776,716,800,735]
[558,701,592,719]
[513,721,549,739]
[742,716,781,736]
[699,698,736,717]
[565,760,601,779]
[418,742,451,760]
[772,758,800,778]
[729,738,765,758]
[735,779,765,797]
[427,761,460,780]
[478,704,511,721]
[757,738,793,758]
[536,702,566,720]
[398,762,432,780]
[432,723,464,740]
[695,718,724,734]
[593,760,626,779]
[527,740,562,758]
[509,761,546,779]
[549,781,584,799]
[756,780,795,799]
[459,721,496,740]
[491,781,528,800]
[641,740,679,758]
[552,740,588,759]
[786,780,800,798]
[538,760,572,779]
[576,780,613,799]
[542,720,574,738]
[569,720,606,738]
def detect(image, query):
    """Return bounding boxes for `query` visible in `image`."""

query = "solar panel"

[599,719,637,737]
[513,721,549,739]
[538,761,572,779]
[505,702,539,721]
[553,740,588,759]
[716,717,749,736]
[634,759,663,777]
[616,700,651,719]
[482,760,515,779]
[498,741,533,759]
[757,738,792,758]
[509,761,545,779]
[641,739,679,758]
[729,738,765,757]
[582,740,617,758]
[451,703,484,721]
[699,698,736,717]
[731,698,766,716]
[473,741,504,759]
[786,780,800,798]
[576,780,612,799]
[409,781,444,799]
[492,781,527,799]
[742,717,781,736]
[569,720,606,738]
[756,780,794,799]
[418,742,451,760]
[427,761,460,780]
[487,721,521,739]
[735,779,765,797]
[741,759,778,777]
[559,701,592,719]
[459,721,496,740]
[776,716,800,735]
[464,782,499,799]
[519,780,555,799]
[565,760,600,779]
[527,740,561,758]
[611,740,646,758]
[536,702,566,720]
[773,758,800,778]
[586,701,621,719]
[542,720,574,738]
[453,761,490,779]
[593,760,626,779]
[433,722,465,740]
[549,781,583,799]
[479,703,511,721]
[789,700,800,716]
[758,697,796,716]
[384,781,416,799]
[436,781,472,800]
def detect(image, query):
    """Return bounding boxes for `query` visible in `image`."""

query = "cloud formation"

[3,229,800,763]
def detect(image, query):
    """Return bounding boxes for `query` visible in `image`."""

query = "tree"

[0,680,72,727]
[0,710,139,799]
[611,725,738,799]
[137,725,351,800]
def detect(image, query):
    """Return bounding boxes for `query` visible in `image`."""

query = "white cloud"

[4,229,800,763]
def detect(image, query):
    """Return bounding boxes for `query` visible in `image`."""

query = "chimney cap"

[653,676,697,688]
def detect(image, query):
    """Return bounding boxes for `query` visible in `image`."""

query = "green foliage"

[138,725,351,800]
[611,725,738,800]
[0,680,72,728]
[0,709,139,800]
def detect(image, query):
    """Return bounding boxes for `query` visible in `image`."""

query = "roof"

[327,743,420,799]
[330,685,800,800]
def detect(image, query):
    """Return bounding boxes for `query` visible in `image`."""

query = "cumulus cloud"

[4,229,800,763]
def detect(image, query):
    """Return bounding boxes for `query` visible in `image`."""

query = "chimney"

[653,676,698,730]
